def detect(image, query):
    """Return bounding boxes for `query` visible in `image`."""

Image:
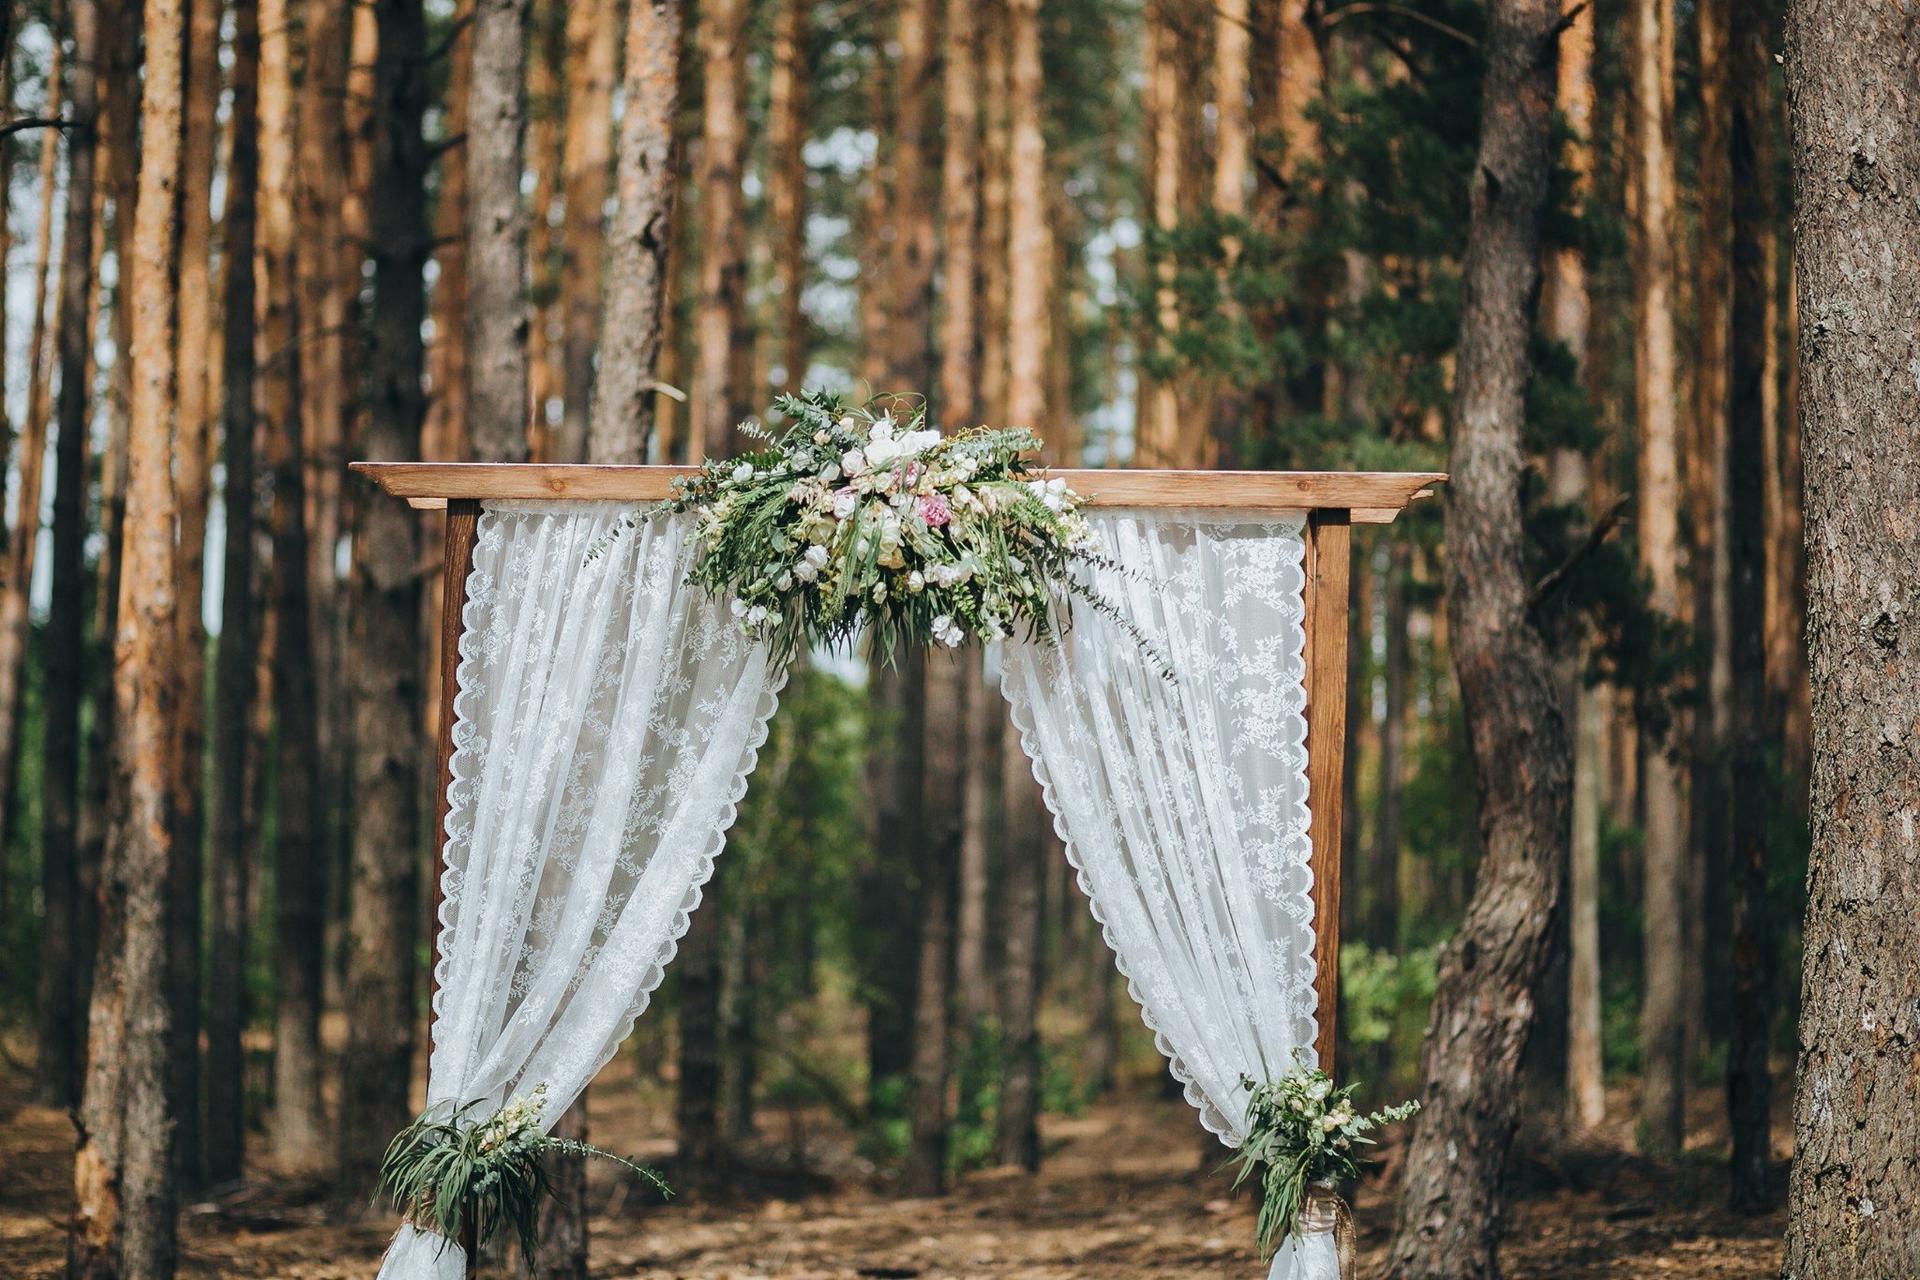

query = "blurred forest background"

[0,0,1846,1274]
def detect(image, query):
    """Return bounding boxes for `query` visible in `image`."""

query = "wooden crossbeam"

[351,461,1443,522]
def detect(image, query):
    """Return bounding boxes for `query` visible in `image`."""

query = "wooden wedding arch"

[354,462,1445,1074]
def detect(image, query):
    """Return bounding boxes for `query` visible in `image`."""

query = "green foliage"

[630,390,1131,669]
[1229,1060,1419,1260]
[1338,942,1441,1098]
[377,1085,668,1263]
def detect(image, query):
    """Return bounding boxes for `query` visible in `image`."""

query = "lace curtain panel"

[994,509,1322,1280]
[994,509,1319,1137]
[377,501,784,1279]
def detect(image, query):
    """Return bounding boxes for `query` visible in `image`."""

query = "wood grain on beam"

[351,461,1443,519]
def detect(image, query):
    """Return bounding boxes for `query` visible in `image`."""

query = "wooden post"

[1303,509,1352,1074]
[430,499,481,1277]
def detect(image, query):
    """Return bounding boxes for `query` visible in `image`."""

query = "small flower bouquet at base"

[1229,1059,1420,1265]
[620,389,1161,670]
[377,1083,669,1263]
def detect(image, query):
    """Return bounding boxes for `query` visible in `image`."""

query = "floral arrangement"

[1229,1059,1420,1259]
[378,1083,668,1261]
[625,389,1157,668]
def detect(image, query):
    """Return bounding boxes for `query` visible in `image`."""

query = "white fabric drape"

[993,509,1321,1279]
[377,501,784,1279]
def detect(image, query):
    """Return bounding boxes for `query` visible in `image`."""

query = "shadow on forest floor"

[0,1045,1785,1278]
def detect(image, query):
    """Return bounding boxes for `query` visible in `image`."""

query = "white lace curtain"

[377,502,1321,1280]
[377,502,785,1279]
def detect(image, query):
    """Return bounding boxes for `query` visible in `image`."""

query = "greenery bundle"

[1229,1060,1420,1259]
[620,389,1158,669]
[377,1084,669,1262]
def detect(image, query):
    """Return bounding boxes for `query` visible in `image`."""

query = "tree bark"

[1382,0,1568,1275]
[549,0,616,461]
[1779,4,1920,1271]
[204,0,261,1190]
[1629,0,1687,1158]
[260,0,329,1171]
[1005,0,1048,435]
[937,0,978,428]
[0,23,61,864]
[1138,1,1180,465]
[424,0,472,465]
[996,726,1044,1172]
[467,0,532,463]
[954,655,997,1027]
[903,654,966,1196]
[691,0,746,461]
[33,0,95,1108]
[976,0,1009,427]
[767,0,809,393]
[1724,0,1776,1214]
[589,0,681,464]
[339,0,431,1196]
[861,646,925,1106]
[73,0,186,1265]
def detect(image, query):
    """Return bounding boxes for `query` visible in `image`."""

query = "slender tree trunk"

[259,0,328,1170]
[903,655,965,1196]
[1781,3,1920,1269]
[861,646,924,1106]
[204,0,261,1190]
[549,0,615,461]
[0,25,61,858]
[425,0,472,465]
[588,0,681,463]
[976,0,1009,427]
[339,0,430,1195]
[767,0,808,392]
[1383,1,1568,1275]
[467,0,531,462]
[1629,0,1687,1158]
[1005,0,1048,434]
[995,721,1044,1172]
[73,0,186,1265]
[525,0,564,456]
[691,0,746,461]
[163,0,220,1188]
[938,0,978,429]
[1209,0,1248,458]
[35,0,102,1117]
[1724,0,1777,1213]
[954,652,998,1028]
[1138,1,1180,465]
[1687,0,1733,1069]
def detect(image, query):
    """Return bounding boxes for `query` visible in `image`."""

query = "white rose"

[864,436,901,466]
[833,490,858,520]
[804,544,831,568]
[813,430,831,445]
[907,570,925,593]
[821,463,842,483]
[776,571,794,592]
[732,463,755,483]
[730,598,747,618]
[841,448,867,475]
[792,560,819,584]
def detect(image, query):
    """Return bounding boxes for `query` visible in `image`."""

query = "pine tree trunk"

[526,0,565,457]
[162,0,220,1188]
[1005,0,1048,434]
[588,0,681,463]
[861,647,924,1105]
[1138,1,1180,465]
[35,0,102,1121]
[424,0,472,466]
[0,28,61,861]
[954,656,997,1027]
[73,0,186,1265]
[1723,0,1776,1213]
[1778,5,1920,1269]
[995,723,1044,1172]
[259,0,328,1171]
[551,0,616,461]
[1382,1,1568,1274]
[691,0,746,461]
[204,0,261,1190]
[903,655,965,1197]
[937,0,978,428]
[339,0,430,1195]
[767,0,808,392]
[976,0,1009,427]
[468,0,532,463]
[1629,0,1688,1158]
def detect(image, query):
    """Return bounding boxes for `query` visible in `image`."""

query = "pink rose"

[918,494,953,528]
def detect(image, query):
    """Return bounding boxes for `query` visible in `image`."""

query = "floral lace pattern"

[424,501,783,1124]
[994,509,1317,1146]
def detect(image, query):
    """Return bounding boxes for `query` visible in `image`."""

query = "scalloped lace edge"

[991,516,1321,1149]
[428,505,791,1085]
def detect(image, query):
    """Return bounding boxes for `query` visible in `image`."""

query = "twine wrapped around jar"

[1264,1181,1356,1280]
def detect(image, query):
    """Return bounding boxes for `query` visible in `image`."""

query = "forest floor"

[1,1044,1787,1279]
